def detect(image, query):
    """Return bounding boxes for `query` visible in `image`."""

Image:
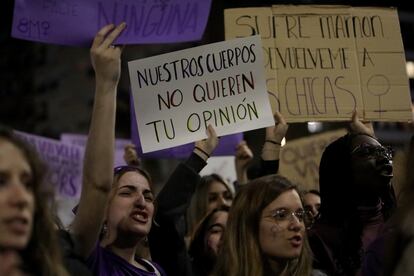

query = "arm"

[235,140,254,185]
[155,125,219,216]
[259,111,288,175]
[69,23,125,259]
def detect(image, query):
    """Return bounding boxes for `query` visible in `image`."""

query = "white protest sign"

[200,156,237,193]
[128,36,274,153]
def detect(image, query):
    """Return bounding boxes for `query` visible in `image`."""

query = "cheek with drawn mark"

[270,224,281,238]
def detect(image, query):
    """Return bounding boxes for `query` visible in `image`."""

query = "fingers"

[101,22,127,49]
[274,111,286,125]
[92,22,126,50]
[92,24,115,49]
[350,110,375,136]
[206,124,218,140]
[236,140,247,149]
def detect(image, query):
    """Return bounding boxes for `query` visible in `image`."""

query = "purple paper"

[14,130,84,198]
[11,0,212,46]
[60,133,131,167]
[130,94,243,159]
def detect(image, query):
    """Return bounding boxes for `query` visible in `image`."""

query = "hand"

[235,140,254,171]
[194,125,219,160]
[265,111,288,143]
[90,23,126,85]
[123,143,140,167]
[235,140,254,185]
[350,110,375,137]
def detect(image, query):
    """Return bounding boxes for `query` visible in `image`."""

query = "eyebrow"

[118,185,153,194]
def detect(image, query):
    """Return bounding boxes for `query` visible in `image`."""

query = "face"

[206,181,232,213]
[303,193,321,218]
[259,189,305,260]
[350,135,393,195]
[204,210,228,257]
[107,171,154,238]
[0,139,35,249]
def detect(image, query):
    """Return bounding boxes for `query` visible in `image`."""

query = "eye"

[272,209,288,220]
[304,205,312,212]
[294,210,306,220]
[224,192,233,201]
[208,225,224,235]
[144,194,154,203]
[119,190,132,196]
[0,172,7,187]
[21,173,33,191]
[208,195,218,203]
[210,226,223,234]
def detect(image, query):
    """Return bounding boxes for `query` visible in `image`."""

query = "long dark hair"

[0,126,68,275]
[187,173,233,235]
[189,205,230,276]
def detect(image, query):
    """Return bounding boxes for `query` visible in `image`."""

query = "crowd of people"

[1,23,413,276]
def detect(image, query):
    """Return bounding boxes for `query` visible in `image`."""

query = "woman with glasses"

[148,112,288,276]
[69,23,165,275]
[213,174,313,276]
[309,112,396,276]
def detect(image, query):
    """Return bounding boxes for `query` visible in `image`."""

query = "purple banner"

[130,95,243,159]
[14,130,84,198]
[60,133,131,167]
[11,0,212,46]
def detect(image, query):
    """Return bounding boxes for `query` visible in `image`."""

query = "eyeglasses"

[264,208,310,223]
[351,143,393,160]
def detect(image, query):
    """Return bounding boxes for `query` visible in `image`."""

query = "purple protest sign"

[130,94,243,159]
[60,133,131,167]
[11,0,212,46]
[14,130,84,198]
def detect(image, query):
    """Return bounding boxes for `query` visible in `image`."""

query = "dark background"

[1,0,413,161]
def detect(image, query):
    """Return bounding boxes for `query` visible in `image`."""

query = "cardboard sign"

[14,131,84,198]
[12,0,212,46]
[225,6,412,122]
[128,35,274,153]
[278,129,347,191]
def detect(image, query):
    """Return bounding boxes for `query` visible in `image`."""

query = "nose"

[9,182,31,209]
[288,213,303,231]
[134,193,146,208]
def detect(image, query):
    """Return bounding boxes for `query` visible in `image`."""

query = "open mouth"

[130,211,148,224]
[288,235,302,247]
[5,217,29,234]
[377,164,393,178]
